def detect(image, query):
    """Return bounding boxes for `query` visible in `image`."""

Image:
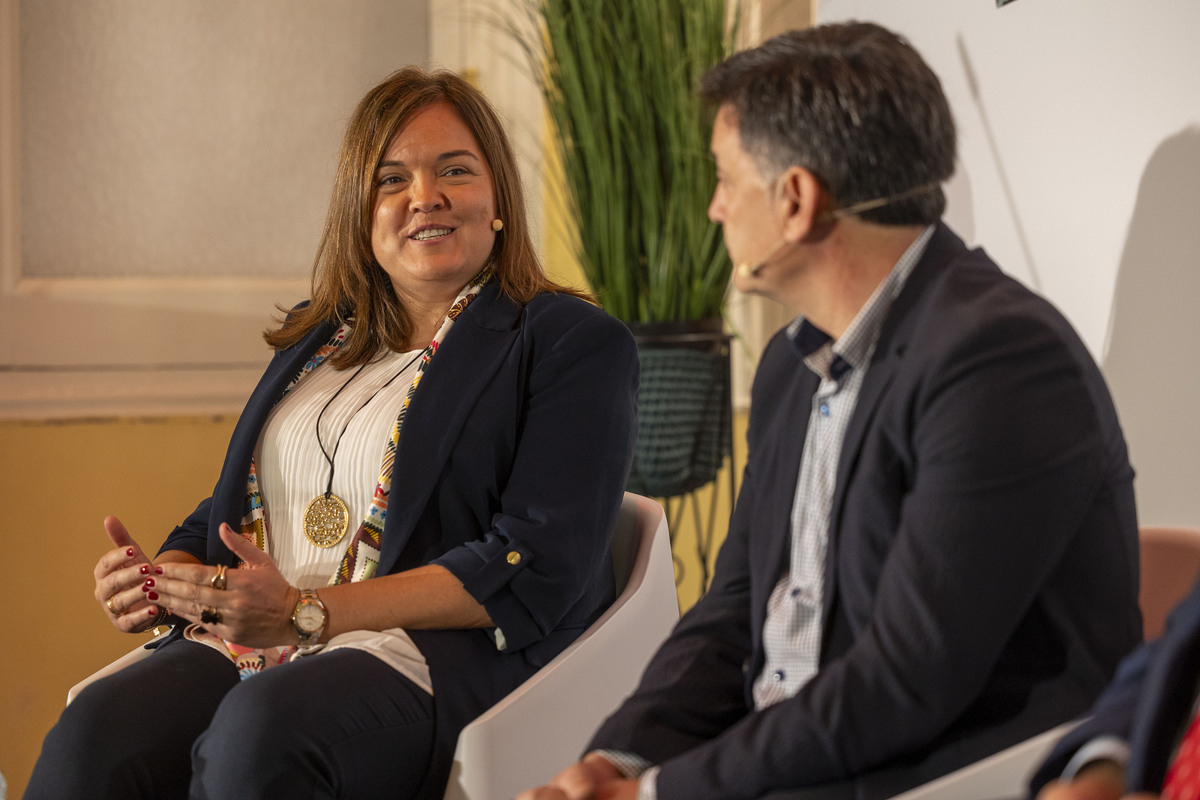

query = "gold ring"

[106,595,119,615]
[148,608,168,630]
[210,564,228,591]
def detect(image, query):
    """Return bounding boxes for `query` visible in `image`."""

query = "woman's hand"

[94,516,165,633]
[152,523,299,648]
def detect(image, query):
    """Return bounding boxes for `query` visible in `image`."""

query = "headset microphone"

[736,238,789,280]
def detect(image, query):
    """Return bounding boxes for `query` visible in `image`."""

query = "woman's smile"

[370,101,498,297]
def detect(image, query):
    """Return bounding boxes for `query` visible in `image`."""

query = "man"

[520,21,1140,800]
[1031,576,1200,800]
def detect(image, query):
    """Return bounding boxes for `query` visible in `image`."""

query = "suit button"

[506,551,522,565]
[773,670,786,682]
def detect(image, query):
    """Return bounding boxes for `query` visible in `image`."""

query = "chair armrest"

[443,495,678,800]
[887,721,1080,800]
[66,633,169,705]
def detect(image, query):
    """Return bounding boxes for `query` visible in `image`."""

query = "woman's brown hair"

[265,67,588,366]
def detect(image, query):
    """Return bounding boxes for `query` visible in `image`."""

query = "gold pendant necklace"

[304,349,424,548]
[303,493,350,548]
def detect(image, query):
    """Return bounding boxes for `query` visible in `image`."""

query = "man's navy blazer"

[158,282,639,798]
[1031,576,1200,796]
[588,224,1140,800]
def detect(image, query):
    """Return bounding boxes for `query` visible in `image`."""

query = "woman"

[26,67,638,800]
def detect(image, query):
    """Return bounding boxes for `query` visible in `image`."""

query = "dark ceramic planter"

[625,318,732,498]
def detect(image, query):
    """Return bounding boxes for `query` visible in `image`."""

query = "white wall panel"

[819,0,1200,526]
[1,0,429,417]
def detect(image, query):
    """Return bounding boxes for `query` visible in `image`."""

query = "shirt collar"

[787,225,935,378]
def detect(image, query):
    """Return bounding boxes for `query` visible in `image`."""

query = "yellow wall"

[0,415,237,797]
[0,410,746,796]
[659,414,748,609]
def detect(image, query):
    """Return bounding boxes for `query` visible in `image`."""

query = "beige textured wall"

[19,0,427,280]
[1,0,430,418]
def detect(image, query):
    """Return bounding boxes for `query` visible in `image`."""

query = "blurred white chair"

[885,722,1076,800]
[67,493,680,800]
[67,631,166,704]
[876,526,1200,799]
[443,492,678,800]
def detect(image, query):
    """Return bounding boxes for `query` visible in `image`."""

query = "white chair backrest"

[884,722,1076,800]
[443,492,678,800]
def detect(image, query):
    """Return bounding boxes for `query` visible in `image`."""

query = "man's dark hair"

[700,22,956,226]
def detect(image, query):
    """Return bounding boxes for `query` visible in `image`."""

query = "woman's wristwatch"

[291,588,328,646]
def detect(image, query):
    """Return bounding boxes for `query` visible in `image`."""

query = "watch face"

[296,603,325,633]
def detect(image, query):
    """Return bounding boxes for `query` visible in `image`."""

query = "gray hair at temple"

[700,21,956,226]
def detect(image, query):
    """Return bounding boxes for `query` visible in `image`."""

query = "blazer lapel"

[209,317,339,560]
[820,336,904,624]
[377,284,523,571]
[1129,584,1200,790]
[757,360,819,591]
[822,224,966,621]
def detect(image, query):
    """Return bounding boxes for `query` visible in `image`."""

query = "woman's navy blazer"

[158,281,639,797]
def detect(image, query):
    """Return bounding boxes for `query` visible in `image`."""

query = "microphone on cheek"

[736,238,789,280]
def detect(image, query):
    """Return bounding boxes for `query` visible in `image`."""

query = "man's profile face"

[708,105,783,293]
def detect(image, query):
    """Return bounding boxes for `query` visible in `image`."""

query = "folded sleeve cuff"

[435,544,542,650]
[587,752,657,800]
[637,766,660,800]
[1061,736,1130,781]
[590,750,652,779]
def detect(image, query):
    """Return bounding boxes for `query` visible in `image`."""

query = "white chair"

[443,492,678,799]
[67,493,680,800]
[885,722,1076,800]
[67,632,167,704]
[877,526,1200,800]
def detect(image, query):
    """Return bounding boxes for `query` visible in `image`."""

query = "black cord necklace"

[302,349,425,548]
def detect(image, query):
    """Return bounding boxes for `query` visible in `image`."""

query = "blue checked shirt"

[752,225,932,708]
[622,226,934,800]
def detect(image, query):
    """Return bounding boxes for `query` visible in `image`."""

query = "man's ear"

[778,166,834,242]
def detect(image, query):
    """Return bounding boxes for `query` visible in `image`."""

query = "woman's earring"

[491,219,504,232]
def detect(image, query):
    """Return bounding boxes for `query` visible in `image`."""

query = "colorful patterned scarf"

[187,269,493,677]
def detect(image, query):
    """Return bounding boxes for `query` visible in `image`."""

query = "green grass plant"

[508,0,735,323]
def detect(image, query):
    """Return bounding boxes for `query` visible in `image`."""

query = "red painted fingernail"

[140,564,151,575]
[126,548,136,557]
[147,591,159,601]
[155,567,163,575]
[147,608,157,616]
[142,578,155,589]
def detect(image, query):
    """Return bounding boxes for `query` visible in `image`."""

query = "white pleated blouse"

[254,346,433,693]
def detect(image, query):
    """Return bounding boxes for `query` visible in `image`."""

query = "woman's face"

[370,101,498,300]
